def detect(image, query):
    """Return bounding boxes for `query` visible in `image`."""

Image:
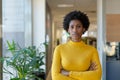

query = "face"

[68,19,85,42]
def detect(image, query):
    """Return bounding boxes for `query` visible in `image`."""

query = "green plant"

[0,41,46,80]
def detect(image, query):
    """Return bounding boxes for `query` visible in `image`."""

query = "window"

[2,0,32,79]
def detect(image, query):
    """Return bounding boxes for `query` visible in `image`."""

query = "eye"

[70,25,74,29]
[77,25,81,28]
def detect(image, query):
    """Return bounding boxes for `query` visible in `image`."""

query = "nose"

[73,26,77,32]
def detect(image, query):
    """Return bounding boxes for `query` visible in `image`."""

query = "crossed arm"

[51,47,76,80]
[61,62,97,76]
[51,47,102,80]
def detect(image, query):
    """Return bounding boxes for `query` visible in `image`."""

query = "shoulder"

[55,43,67,50]
[85,44,98,52]
[84,45,99,58]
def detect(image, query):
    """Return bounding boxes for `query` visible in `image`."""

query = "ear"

[68,28,70,34]
[83,28,86,34]
[83,28,85,32]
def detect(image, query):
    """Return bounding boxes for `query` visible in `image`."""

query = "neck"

[71,38,81,42]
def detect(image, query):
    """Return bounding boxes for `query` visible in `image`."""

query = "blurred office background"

[0,0,120,80]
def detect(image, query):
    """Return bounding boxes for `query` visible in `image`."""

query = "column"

[97,0,106,80]
[32,0,46,47]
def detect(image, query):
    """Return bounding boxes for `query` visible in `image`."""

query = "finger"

[92,64,98,70]
[88,62,96,70]
[91,62,96,66]
[91,62,97,67]
[90,62,98,70]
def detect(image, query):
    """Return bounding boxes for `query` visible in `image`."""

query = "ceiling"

[47,0,97,31]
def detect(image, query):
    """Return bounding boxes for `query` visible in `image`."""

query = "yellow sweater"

[51,40,102,80]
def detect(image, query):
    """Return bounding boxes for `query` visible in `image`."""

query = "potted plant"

[0,40,46,80]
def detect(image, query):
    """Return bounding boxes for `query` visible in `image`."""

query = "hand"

[61,69,69,76]
[88,62,97,71]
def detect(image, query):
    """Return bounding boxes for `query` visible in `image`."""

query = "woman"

[51,10,102,80]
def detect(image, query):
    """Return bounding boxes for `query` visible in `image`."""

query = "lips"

[72,33,78,36]
[72,34,79,37]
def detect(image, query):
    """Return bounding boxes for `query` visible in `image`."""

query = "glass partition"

[2,0,32,79]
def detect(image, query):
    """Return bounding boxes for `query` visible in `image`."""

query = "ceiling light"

[57,4,74,8]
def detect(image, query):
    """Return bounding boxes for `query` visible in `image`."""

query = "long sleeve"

[51,46,76,80]
[69,48,102,80]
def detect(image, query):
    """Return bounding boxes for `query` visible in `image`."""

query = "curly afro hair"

[63,10,90,33]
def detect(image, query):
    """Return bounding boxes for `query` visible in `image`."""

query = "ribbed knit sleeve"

[69,48,102,80]
[51,46,76,80]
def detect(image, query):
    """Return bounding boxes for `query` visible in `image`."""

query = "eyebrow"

[69,24,82,26]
